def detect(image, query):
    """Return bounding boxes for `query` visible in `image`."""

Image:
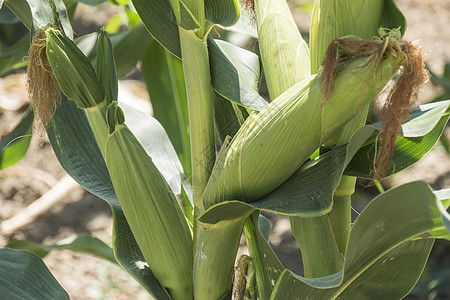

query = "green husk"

[254,0,310,99]
[203,38,409,208]
[46,28,105,109]
[105,102,193,300]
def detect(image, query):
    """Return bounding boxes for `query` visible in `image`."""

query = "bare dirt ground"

[0,1,449,299]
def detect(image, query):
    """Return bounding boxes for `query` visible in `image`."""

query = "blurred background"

[0,0,449,299]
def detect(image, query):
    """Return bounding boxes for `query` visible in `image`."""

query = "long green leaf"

[6,234,116,264]
[250,146,347,216]
[0,33,29,76]
[0,248,69,300]
[345,101,450,178]
[0,108,33,170]
[208,37,267,111]
[4,0,32,29]
[26,0,73,39]
[119,102,193,217]
[213,91,249,144]
[113,23,151,77]
[131,0,181,58]
[132,0,241,58]
[141,38,191,178]
[205,0,240,28]
[46,96,171,300]
[271,181,443,299]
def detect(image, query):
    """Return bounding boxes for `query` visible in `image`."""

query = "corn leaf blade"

[0,33,29,76]
[205,0,240,28]
[345,101,450,178]
[27,0,73,39]
[131,0,181,58]
[4,0,32,30]
[0,108,33,170]
[0,248,69,300]
[141,39,191,179]
[271,181,443,299]
[6,234,116,264]
[208,37,267,111]
[112,23,151,77]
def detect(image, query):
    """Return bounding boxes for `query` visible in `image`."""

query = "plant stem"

[184,0,206,38]
[244,215,268,300]
[179,27,215,218]
[179,24,217,299]
[374,180,385,193]
[86,101,108,156]
[290,215,343,278]
[328,176,355,256]
[323,104,370,256]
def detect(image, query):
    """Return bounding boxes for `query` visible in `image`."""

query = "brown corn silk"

[26,28,61,130]
[241,0,255,22]
[321,37,428,179]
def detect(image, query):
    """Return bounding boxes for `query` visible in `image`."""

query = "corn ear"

[46,28,105,108]
[203,46,401,207]
[254,0,310,99]
[310,0,385,73]
[105,102,193,300]
[96,28,118,104]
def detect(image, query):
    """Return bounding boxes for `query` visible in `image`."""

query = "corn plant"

[0,0,450,299]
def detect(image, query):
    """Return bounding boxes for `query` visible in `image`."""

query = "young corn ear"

[96,29,118,104]
[203,37,414,207]
[253,0,310,99]
[105,102,193,300]
[46,28,105,108]
[310,0,385,73]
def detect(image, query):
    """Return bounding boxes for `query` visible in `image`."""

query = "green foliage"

[0,0,449,299]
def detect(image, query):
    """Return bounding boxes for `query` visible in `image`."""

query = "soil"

[0,1,449,299]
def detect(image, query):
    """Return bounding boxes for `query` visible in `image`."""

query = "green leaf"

[108,0,129,5]
[27,0,73,39]
[345,101,450,178]
[167,0,200,30]
[0,248,69,299]
[70,0,106,5]
[380,0,407,37]
[271,181,443,299]
[434,189,450,235]
[4,0,32,30]
[113,23,151,77]
[0,32,29,76]
[250,146,347,216]
[273,239,433,299]
[131,0,181,58]
[119,102,193,214]
[0,5,20,23]
[141,38,191,178]
[0,108,33,170]
[213,91,249,144]
[46,96,171,300]
[205,0,240,28]
[208,38,268,111]
[6,234,116,264]
[243,126,374,217]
